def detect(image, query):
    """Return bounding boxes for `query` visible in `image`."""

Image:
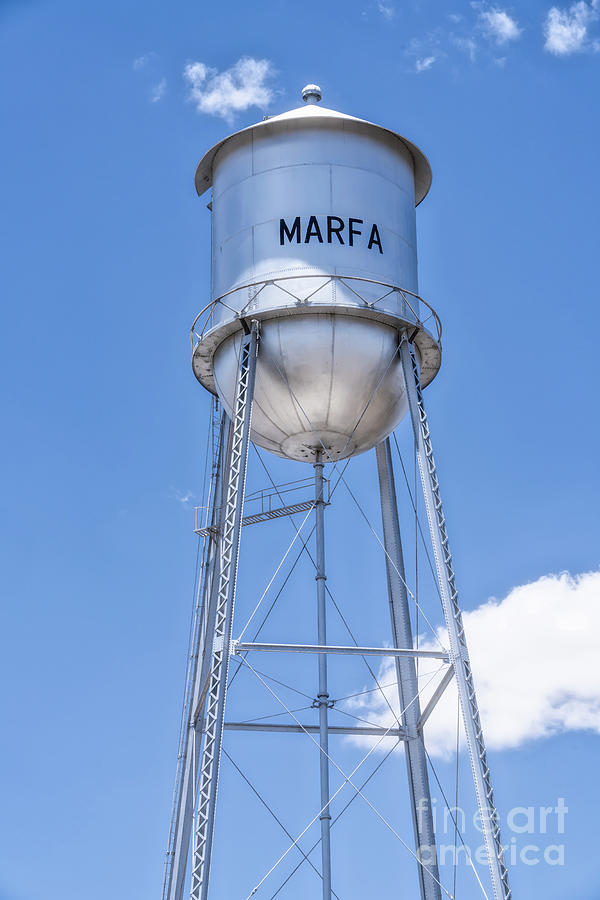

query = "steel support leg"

[192,420,235,726]
[190,321,259,900]
[376,438,441,900]
[162,414,232,900]
[399,333,511,900]
[314,455,332,900]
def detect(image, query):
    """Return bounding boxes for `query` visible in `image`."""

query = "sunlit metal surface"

[194,99,432,204]
[214,313,413,460]
[191,98,438,461]
[191,274,441,462]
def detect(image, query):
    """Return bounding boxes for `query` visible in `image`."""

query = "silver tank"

[191,85,441,461]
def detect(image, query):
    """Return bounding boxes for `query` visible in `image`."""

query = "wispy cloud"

[376,0,395,20]
[409,5,521,72]
[170,488,195,506]
[346,570,600,758]
[452,34,479,59]
[150,78,167,103]
[544,0,599,54]
[415,54,439,72]
[407,33,445,72]
[133,51,167,105]
[477,6,522,43]
[183,57,275,123]
[133,52,154,71]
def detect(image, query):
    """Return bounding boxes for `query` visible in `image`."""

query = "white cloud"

[150,78,167,103]
[478,7,522,43]
[410,5,521,73]
[170,488,195,506]
[544,0,599,54]
[133,53,154,71]
[407,33,445,71]
[415,55,438,72]
[346,570,600,758]
[376,0,395,20]
[183,57,275,123]
[452,34,479,59]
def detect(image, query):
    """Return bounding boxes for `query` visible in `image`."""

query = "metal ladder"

[399,332,511,900]
[161,407,230,900]
[190,321,259,900]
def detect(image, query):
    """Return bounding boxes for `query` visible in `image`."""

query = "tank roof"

[194,99,432,206]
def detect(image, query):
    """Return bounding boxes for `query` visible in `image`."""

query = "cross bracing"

[161,326,510,900]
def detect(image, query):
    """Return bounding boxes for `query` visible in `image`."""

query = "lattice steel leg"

[162,413,232,900]
[399,332,511,900]
[375,438,441,900]
[190,321,259,900]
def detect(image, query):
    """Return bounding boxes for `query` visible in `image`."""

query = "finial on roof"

[302,84,322,104]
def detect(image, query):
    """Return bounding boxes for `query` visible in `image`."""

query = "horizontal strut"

[232,641,449,661]
[224,722,407,738]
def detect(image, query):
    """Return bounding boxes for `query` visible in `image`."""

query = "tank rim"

[191,302,441,397]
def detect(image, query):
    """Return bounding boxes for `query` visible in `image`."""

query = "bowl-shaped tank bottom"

[212,314,414,462]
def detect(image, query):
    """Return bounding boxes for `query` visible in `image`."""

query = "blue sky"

[1,0,600,898]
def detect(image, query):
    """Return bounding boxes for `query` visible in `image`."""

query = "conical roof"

[194,95,432,205]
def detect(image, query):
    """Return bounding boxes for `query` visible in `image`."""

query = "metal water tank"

[191,85,441,461]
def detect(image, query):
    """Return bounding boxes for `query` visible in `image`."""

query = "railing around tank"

[190,274,442,352]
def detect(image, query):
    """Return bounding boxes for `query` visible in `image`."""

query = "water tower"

[162,86,511,900]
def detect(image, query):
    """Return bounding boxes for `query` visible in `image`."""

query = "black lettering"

[304,215,323,243]
[368,223,383,254]
[327,215,345,244]
[280,216,301,245]
[348,218,363,246]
